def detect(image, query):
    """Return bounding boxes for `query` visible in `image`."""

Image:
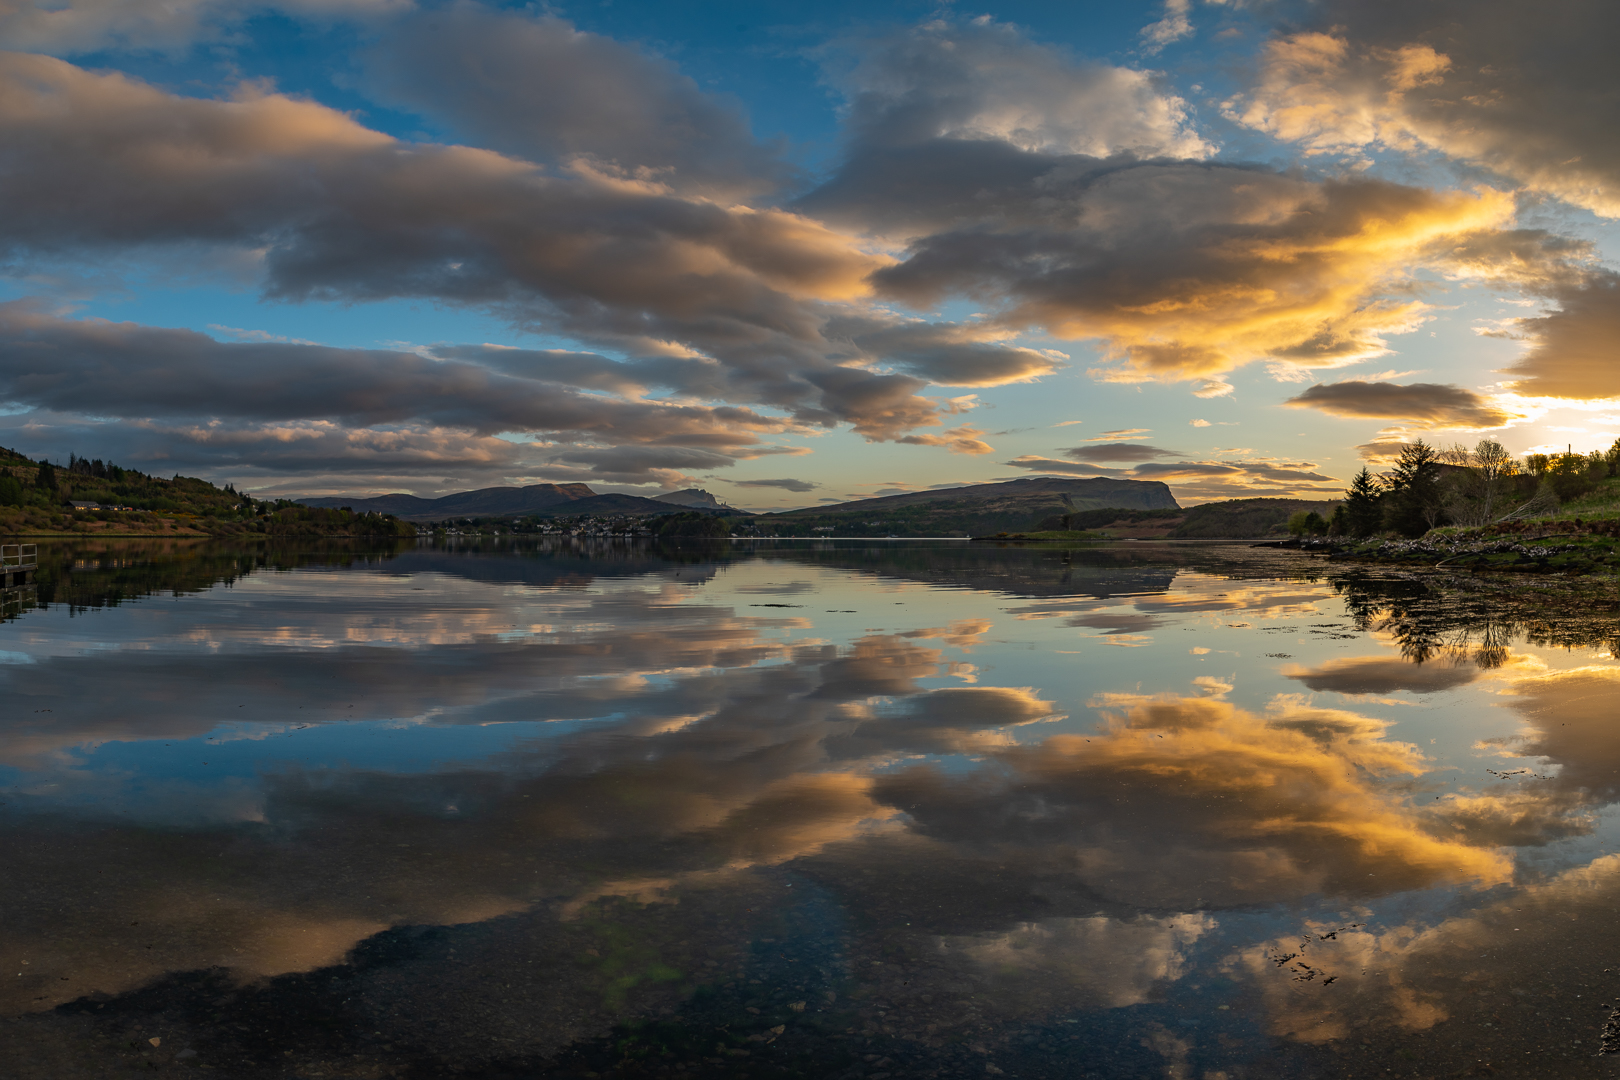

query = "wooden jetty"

[1,543,37,587]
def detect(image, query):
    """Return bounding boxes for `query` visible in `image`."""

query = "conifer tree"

[1383,441,1444,536]
[1344,467,1384,537]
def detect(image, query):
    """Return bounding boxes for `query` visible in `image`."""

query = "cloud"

[1283,382,1522,429]
[0,302,814,487]
[1139,0,1193,54]
[818,17,1212,162]
[1062,442,1184,463]
[957,913,1212,1014]
[0,617,935,1015]
[1235,665,1620,1052]
[1286,656,1481,696]
[0,53,1074,459]
[1499,272,1620,400]
[0,0,400,55]
[872,692,1509,909]
[1087,428,1153,441]
[1497,666,1620,804]
[1234,851,1620,1052]
[361,6,792,200]
[1002,454,1340,497]
[1354,437,1412,463]
[893,424,995,455]
[1189,419,1210,427]
[797,19,1211,242]
[6,554,1561,1065]
[729,477,818,492]
[1227,4,1620,218]
[800,30,1575,399]
[1003,456,1128,479]
[822,317,1062,387]
[859,160,1517,389]
[1131,461,1244,479]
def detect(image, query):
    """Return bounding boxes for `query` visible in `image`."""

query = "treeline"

[0,450,246,518]
[1035,507,1184,531]
[1292,439,1615,539]
[0,447,413,536]
[257,505,416,538]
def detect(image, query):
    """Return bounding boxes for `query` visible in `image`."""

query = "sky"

[0,0,1617,509]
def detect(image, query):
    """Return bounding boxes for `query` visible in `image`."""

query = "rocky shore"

[1290,518,1620,573]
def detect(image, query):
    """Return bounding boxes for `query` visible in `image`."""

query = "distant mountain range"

[293,477,1344,540]
[297,483,741,522]
[296,476,1177,531]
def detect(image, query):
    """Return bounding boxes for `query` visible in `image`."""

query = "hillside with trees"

[1303,438,1615,543]
[0,448,413,537]
[1300,438,1620,572]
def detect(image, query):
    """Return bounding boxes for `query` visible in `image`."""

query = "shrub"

[1287,510,1328,536]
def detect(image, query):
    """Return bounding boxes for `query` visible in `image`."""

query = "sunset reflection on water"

[5,538,1620,1078]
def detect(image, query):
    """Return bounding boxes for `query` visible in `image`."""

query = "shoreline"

[1295,527,1620,574]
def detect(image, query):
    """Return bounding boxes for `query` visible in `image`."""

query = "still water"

[5,538,1620,1079]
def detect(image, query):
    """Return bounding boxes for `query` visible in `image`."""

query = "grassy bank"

[1305,475,1620,573]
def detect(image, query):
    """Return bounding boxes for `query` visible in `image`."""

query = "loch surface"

[6,537,1620,1079]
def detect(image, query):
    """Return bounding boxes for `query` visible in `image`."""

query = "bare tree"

[1443,438,1519,527]
[1474,438,1512,522]
[1437,442,1473,466]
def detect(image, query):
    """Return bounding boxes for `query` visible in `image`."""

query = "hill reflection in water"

[5,538,1620,1078]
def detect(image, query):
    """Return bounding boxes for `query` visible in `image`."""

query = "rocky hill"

[654,488,733,510]
[745,477,1178,537]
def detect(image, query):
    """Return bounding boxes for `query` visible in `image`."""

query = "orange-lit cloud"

[867,166,1516,389]
[875,693,1510,910]
[1228,7,1620,219]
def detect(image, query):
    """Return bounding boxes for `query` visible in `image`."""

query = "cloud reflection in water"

[5,541,1620,1076]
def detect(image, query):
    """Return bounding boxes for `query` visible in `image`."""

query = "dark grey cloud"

[1287,656,1480,696]
[1062,443,1183,463]
[1001,457,1128,478]
[1001,454,1339,494]
[0,303,769,439]
[362,6,793,200]
[1284,381,1519,428]
[1500,271,1620,399]
[1064,612,1164,634]
[0,302,809,486]
[824,316,1060,387]
[731,478,818,492]
[0,53,1050,455]
[543,444,809,488]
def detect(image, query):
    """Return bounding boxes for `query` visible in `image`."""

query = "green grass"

[1542,475,1620,520]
